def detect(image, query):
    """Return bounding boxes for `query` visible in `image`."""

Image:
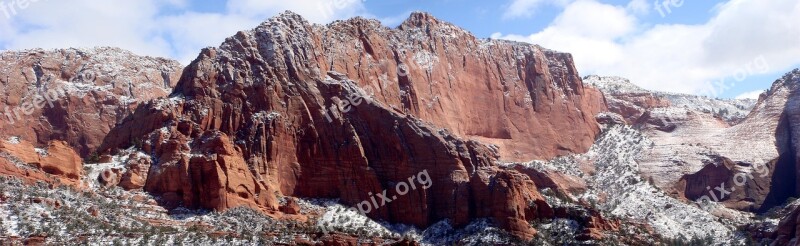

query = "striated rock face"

[775,70,800,198]
[587,75,797,212]
[0,48,183,157]
[98,11,607,240]
[765,70,800,243]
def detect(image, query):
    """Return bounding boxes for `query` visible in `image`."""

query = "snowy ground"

[0,161,516,245]
[518,124,755,245]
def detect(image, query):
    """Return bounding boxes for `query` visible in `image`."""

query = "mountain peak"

[276,10,305,21]
[764,68,800,99]
[401,11,443,28]
[257,10,312,29]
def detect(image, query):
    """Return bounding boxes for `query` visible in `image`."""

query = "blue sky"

[1,0,798,99]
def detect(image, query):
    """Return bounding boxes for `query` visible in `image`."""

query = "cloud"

[494,0,636,80]
[502,0,573,19]
[0,0,176,58]
[158,12,259,63]
[0,0,368,64]
[626,0,650,15]
[735,90,765,100]
[493,0,800,97]
[378,11,415,27]
[225,0,367,24]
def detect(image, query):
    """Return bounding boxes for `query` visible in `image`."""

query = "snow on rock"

[656,92,755,123]
[295,199,398,238]
[586,75,756,124]
[412,50,439,72]
[525,124,746,244]
[585,75,650,94]
[5,136,20,145]
[83,147,148,189]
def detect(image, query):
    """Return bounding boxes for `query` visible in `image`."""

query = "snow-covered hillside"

[512,123,752,245]
[585,75,756,124]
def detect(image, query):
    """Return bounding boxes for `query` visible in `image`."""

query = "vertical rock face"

[0,48,183,156]
[308,12,605,162]
[99,12,606,239]
[774,70,800,196]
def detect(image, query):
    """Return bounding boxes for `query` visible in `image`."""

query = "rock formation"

[97,11,606,239]
[0,137,83,183]
[118,153,151,190]
[585,75,670,123]
[0,48,183,157]
[588,72,797,213]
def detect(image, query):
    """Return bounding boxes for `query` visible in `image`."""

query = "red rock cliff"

[99,11,605,240]
[0,48,183,156]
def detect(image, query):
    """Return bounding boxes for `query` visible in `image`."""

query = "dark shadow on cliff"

[758,89,799,213]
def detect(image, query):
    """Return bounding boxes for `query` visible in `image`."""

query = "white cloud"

[378,11,415,27]
[503,0,573,19]
[735,90,765,100]
[626,0,650,15]
[0,0,175,58]
[225,0,367,24]
[493,0,800,97]
[160,13,260,63]
[0,0,368,64]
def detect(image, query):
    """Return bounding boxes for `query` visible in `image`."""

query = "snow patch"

[413,51,439,72]
[5,136,20,144]
[34,148,48,157]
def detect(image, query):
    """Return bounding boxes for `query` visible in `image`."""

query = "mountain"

[94,11,612,242]
[0,11,799,245]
